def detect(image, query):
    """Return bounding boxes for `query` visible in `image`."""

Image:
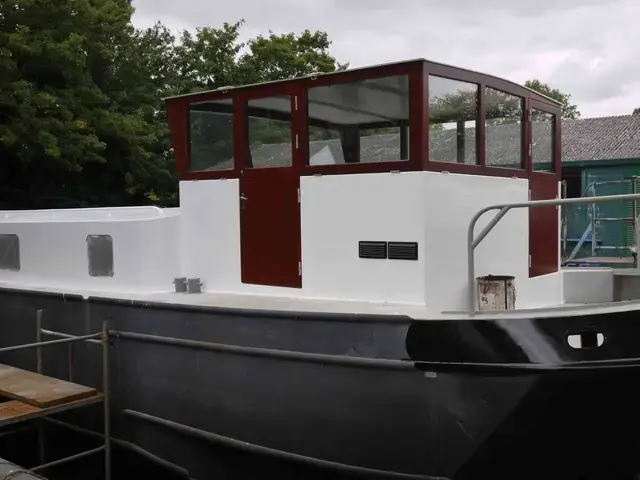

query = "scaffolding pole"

[0,313,111,480]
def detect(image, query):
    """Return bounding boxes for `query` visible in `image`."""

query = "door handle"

[240,194,248,209]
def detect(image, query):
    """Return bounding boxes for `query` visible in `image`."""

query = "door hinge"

[528,189,531,200]
[528,109,532,121]
[528,143,532,158]
[295,134,299,149]
[297,188,300,203]
[529,255,532,268]
[294,96,298,110]
[298,261,302,276]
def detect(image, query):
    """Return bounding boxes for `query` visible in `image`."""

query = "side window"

[429,76,478,165]
[87,235,114,277]
[531,109,555,172]
[307,75,410,165]
[0,234,20,271]
[485,87,524,169]
[188,99,234,171]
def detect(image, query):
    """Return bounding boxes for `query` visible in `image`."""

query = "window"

[531,109,555,172]
[188,99,234,171]
[246,95,293,168]
[485,87,524,169]
[307,75,410,165]
[87,235,114,277]
[0,234,20,271]
[429,76,478,165]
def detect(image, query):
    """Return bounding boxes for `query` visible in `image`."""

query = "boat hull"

[2,288,640,479]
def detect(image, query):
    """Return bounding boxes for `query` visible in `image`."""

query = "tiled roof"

[208,114,640,170]
[562,114,640,162]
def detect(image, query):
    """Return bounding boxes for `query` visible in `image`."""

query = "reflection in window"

[188,100,234,171]
[0,234,20,271]
[307,75,409,165]
[247,95,292,168]
[429,76,478,164]
[532,109,555,172]
[485,87,524,169]
[87,235,114,277]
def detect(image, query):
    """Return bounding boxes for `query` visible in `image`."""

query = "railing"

[0,311,111,480]
[467,192,640,317]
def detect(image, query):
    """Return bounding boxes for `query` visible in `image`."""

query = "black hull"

[2,288,640,479]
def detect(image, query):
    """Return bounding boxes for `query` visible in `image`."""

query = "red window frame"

[166,59,562,182]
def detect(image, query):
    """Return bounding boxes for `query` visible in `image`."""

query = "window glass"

[0,234,20,271]
[307,75,409,165]
[531,109,555,172]
[188,99,233,171]
[246,95,292,168]
[485,87,524,169]
[87,235,114,277]
[429,76,478,164]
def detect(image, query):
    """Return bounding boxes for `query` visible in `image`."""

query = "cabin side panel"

[299,172,427,304]
[0,213,180,291]
[179,179,241,289]
[421,172,531,312]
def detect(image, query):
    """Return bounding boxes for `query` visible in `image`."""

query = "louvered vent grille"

[359,241,387,259]
[388,242,418,261]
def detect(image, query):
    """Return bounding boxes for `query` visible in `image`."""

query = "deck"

[0,363,103,428]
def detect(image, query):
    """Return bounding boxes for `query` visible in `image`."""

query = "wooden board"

[0,364,97,408]
[0,395,103,428]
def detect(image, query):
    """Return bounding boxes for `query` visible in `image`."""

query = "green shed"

[561,114,640,266]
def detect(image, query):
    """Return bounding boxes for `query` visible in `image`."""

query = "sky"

[131,0,640,119]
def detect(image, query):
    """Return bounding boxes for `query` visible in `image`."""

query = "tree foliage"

[524,79,581,119]
[0,4,342,209]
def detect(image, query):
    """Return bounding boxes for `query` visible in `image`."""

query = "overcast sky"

[131,0,640,119]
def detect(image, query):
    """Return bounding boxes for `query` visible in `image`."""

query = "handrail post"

[36,310,45,466]
[102,320,111,480]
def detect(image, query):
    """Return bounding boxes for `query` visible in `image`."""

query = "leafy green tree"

[633,108,640,115]
[525,79,581,119]
[0,5,344,208]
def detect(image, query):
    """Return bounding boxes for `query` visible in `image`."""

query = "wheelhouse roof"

[163,58,562,107]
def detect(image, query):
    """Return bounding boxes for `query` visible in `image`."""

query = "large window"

[429,76,478,165]
[307,75,410,165]
[485,87,524,169]
[531,109,555,172]
[246,95,293,169]
[188,99,234,172]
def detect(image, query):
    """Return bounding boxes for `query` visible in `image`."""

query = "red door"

[238,89,302,288]
[528,99,561,277]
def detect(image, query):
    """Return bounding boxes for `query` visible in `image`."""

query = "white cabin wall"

[300,172,427,304]
[178,172,563,310]
[0,213,180,292]
[179,174,428,303]
[421,172,530,312]
[179,179,241,289]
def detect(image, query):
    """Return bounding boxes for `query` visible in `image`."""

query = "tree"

[524,79,581,119]
[0,6,344,209]
[633,108,640,115]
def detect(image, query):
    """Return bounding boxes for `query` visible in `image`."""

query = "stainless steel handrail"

[467,192,640,317]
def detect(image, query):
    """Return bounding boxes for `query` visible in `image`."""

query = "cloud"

[131,0,640,117]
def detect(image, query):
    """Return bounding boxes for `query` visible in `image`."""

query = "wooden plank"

[0,364,97,408]
[0,395,103,428]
